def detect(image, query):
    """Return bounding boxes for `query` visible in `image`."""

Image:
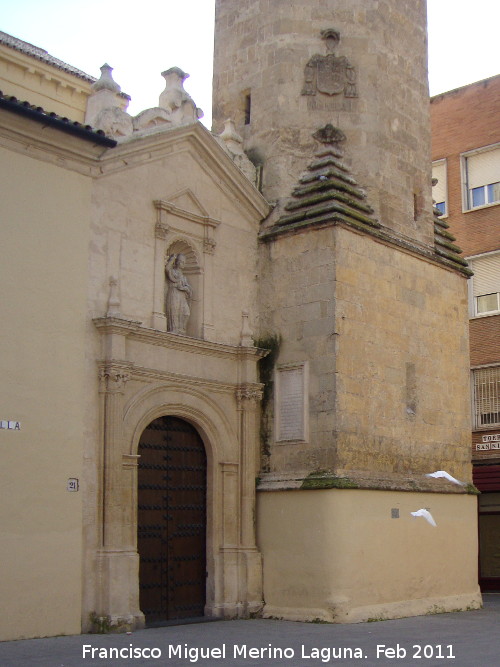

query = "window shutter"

[432,161,446,204]
[467,149,500,189]
[473,367,500,428]
[470,254,500,297]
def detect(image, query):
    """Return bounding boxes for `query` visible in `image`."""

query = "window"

[244,93,251,125]
[463,146,500,210]
[468,253,500,316]
[432,160,447,216]
[473,367,500,429]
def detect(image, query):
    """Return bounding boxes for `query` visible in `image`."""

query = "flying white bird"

[425,470,465,486]
[411,509,437,527]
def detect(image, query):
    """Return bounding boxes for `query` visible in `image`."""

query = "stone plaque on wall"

[276,363,308,442]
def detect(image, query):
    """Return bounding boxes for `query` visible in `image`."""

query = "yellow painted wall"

[0,147,91,639]
[0,44,92,121]
[257,488,481,623]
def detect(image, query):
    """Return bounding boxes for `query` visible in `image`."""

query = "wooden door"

[138,416,207,623]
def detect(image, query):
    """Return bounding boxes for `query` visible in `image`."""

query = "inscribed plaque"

[277,365,306,441]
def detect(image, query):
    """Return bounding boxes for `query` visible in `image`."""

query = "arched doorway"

[137,416,207,624]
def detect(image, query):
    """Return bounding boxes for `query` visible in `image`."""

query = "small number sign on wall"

[67,478,79,492]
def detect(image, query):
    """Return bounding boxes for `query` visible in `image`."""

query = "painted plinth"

[257,488,481,623]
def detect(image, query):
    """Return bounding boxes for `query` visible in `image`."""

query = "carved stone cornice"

[256,470,472,494]
[0,114,105,177]
[130,364,236,394]
[93,316,142,336]
[154,198,220,231]
[96,321,269,361]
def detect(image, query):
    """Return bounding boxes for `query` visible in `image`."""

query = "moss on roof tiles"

[265,124,379,237]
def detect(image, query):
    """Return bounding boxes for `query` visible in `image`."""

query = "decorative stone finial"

[107,276,121,317]
[85,63,132,137]
[312,124,346,146]
[240,311,254,347]
[216,118,257,184]
[92,64,121,94]
[219,119,244,154]
[158,67,203,125]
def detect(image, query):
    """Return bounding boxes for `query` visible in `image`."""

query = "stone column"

[236,385,262,546]
[236,384,264,615]
[96,365,143,630]
[216,462,242,617]
[152,219,169,330]
[202,236,216,340]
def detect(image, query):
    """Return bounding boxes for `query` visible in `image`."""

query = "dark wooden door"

[138,416,207,623]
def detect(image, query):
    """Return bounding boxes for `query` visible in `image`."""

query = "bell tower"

[213,0,433,243]
[213,0,481,623]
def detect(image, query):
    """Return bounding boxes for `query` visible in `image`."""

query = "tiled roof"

[0,90,116,147]
[0,30,96,83]
[261,124,380,239]
[433,210,471,274]
[260,123,471,277]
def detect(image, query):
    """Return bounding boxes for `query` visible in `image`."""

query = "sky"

[1,0,499,129]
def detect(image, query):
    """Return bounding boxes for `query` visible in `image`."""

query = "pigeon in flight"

[411,509,437,527]
[426,470,465,486]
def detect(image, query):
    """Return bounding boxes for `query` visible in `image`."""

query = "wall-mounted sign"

[67,478,79,492]
[482,434,500,443]
[476,442,500,451]
[0,421,21,430]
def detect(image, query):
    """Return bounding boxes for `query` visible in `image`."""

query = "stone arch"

[122,380,240,618]
[124,381,236,463]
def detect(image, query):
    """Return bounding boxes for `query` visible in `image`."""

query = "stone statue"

[165,253,192,334]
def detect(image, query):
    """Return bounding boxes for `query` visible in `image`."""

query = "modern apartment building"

[431,74,500,590]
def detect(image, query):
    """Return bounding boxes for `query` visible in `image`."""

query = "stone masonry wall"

[258,224,472,482]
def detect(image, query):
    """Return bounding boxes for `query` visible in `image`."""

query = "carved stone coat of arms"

[302,29,357,98]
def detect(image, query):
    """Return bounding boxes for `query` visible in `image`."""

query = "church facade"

[0,0,481,642]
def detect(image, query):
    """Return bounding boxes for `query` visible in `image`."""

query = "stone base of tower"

[256,488,481,624]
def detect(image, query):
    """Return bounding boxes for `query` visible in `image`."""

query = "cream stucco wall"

[257,488,481,623]
[0,147,91,640]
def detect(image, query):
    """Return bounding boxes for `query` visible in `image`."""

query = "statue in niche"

[302,28,357,98]
[165,253,192,334]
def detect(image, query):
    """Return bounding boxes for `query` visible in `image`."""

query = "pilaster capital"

[155,221,169,240]
[203,237,217,254]
[235,383,263,408]
[98,364,131,393]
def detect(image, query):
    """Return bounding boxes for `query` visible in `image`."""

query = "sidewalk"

[1,594,499,667]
